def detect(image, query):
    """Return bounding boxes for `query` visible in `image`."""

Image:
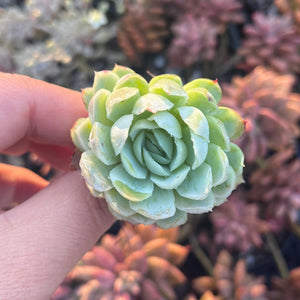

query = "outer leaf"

[205,143,229,186]
[129,187,176,220]
[111,114,133,155]
[176,163,212,200]
[148,111,182,138]
[149,78,188,107]
[88,89,112,126]
[82,87,94,109]
[186,88,219,115]
[105,188,135,217]
[156,210,187,229]
[89,122,119,165]
[226,142,244,178]
[80,150,113,192]
[175,191,214,213]
[215,107,244,140]
[112,64,135,77]
[108,209,155,225]
[207,115,230,151]
[71,118,92,152]
[106,87,140,122]
[93,70,119,92]
[177,106,209,141]
[110,165,153,201]
[149,74,183,86]
[120,140,148,179]
[133,94,174,115]
[114,73,149,95]
[151,164,190,189]
[183,78,222,103]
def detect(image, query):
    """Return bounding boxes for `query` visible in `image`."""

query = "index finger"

[0,72,87,153]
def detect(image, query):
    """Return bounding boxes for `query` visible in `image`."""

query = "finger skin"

[0,171,115,300]
[0,163,48,208]
[0,72,87,154]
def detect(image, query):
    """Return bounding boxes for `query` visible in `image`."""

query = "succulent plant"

[268,267,300,300]
[238,12,300,74]
[71,65,245,228]
[167,16,218,67]
[210,190,270,252]
[117,0,169,64]
[222,66,300,163]
[192,250,268,300]
[249,148,300,232]
[51,223,188,300]
[275,0,300,31]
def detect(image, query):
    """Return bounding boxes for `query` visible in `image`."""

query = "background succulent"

[238,12,300,74]
[51,224,188,300]
[222,66,300,163]
[71,65,245,228]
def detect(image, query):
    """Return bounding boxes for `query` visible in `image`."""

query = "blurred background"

[1,0,300,299]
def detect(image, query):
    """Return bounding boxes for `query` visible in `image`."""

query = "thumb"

[0,171,115,300]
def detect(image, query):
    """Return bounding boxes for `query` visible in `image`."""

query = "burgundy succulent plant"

[222,66,300,163]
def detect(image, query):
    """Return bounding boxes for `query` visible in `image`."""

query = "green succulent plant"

[71,65,245,228]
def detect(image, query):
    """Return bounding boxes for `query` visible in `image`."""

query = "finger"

[0,72,87,154]
[0,163,48,208]
[0,171,115,299]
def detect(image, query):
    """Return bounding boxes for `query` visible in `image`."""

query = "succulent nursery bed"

[1,0,300,299]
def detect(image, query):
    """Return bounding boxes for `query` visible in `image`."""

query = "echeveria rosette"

[71,65,245,229]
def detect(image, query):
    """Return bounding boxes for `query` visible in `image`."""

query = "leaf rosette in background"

[71,65,245,228]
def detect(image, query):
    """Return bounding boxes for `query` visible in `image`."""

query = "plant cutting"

[71,65,245,228]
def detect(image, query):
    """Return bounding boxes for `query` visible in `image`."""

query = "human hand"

[0,72,115,299]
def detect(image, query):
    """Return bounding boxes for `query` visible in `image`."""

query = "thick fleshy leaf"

[114,73,149,95]
[89,122,119,165]
[156,210,187,229]
[106,87,140,122]
[133,131,145,165]
[93,70,120,92]
[133,94,174,115]
[177,106,209,141]
[112,64,135,77]
[108,209,155,225]
[149,152,170,165]
[88,89,112,126]
[226,142,244,177]
[170,138,187,171]
[186,88,219,115]
[82,87,94,109]
[129,187,176,220]
[149,74,183,86]
[129,119,158,140]
[215,107,244,140]
[111,114,133,155]
[149,78,188,107]
[212,165,236,201]
[148,111,182,138]
[205,143,229,186]
[105,188,135,217]
[71,118,92,152]
[183,78,222,103]
[175,191,214,213]
[120,140,148,179]
[151,164,190,189]
[143,148,170,176]
[152,129,173,159]
[182,128,208,170]
[110,165,153,201]
[176,163,212,200]
[207,115,230,151]
[80,150,113,192]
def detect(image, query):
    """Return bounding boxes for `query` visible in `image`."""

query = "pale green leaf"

[169,138,187,171]
[226,142,244,178]
[93,70,119,92]
[129,119,158,140]
[111,114,133,155]
[149,74,183,86]
[156,209,187,229]
[143,148,170,176]
[152,129,173,159]
[207,115,230,151]
[110,164,153,201]
[176,163,212,200]
[112,64,135,77]
[114,73,149,95]
[82,87,94,110]
[71,118,92,152]
[129,187,176,220]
